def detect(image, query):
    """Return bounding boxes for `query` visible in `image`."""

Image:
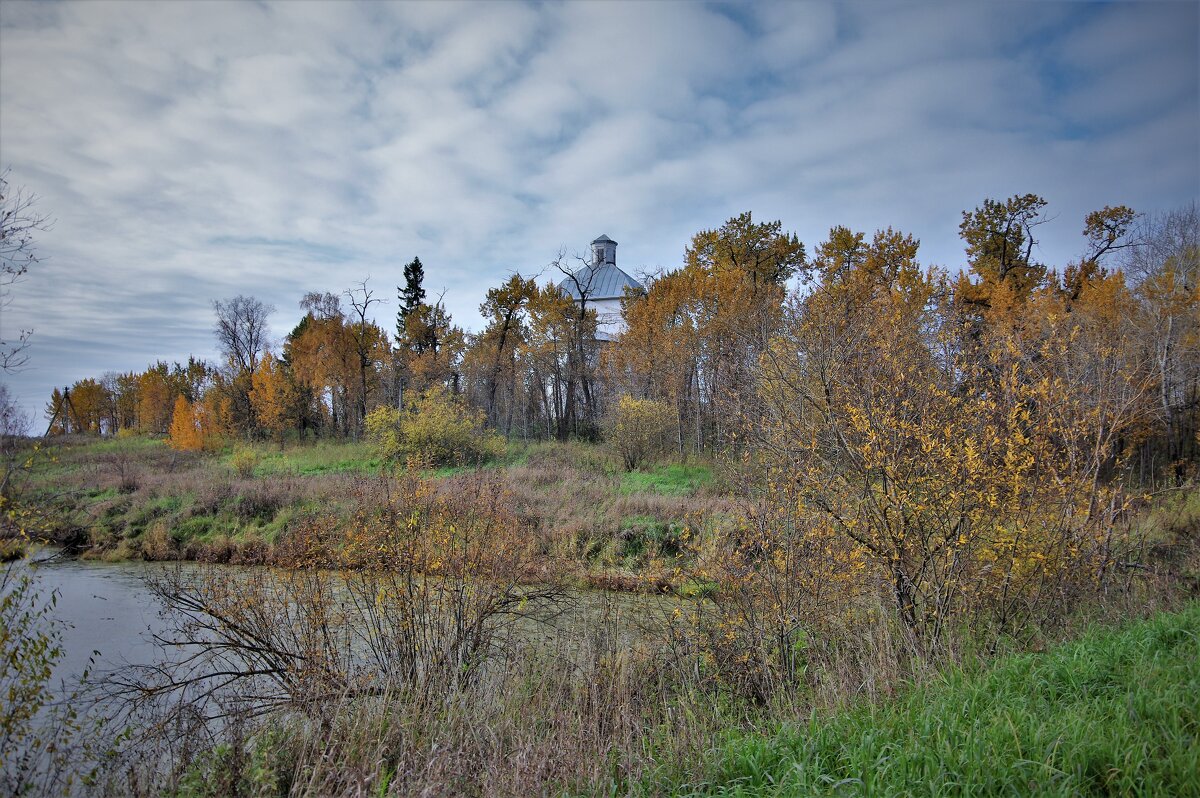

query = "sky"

[0,0,1197,425]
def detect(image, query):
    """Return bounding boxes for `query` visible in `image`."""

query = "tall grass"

[246,440,378,476]
[90,597,1200,797]
[643,603,1200,797]
[15,437,1200,795]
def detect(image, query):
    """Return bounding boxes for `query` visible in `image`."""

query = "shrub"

[365,388,505,467]
[229,446,260,478]
[606,395,676,471]
[363,405,404,461]
[1,566,91,794]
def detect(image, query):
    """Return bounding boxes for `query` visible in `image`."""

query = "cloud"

[0,0,1196,420]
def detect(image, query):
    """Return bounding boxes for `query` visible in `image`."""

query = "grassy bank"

[10,432,1199,795]
[641,602,1200,797]
[19,435,729,590]
[92,596,1200,797]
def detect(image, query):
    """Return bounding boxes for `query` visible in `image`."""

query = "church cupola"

[591,234,617,266]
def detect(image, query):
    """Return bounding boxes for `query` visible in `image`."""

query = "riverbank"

[28,553,1197,797]
[6,448,1200,795]
[17,435,731,593]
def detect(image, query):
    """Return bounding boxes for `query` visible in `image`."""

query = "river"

[21,555,175,696]
[17,552,677,702]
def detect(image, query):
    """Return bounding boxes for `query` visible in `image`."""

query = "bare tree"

[554,252,601,439]
[212,295,274,374]
[300,290,342,321]
[0,170,52,372]
[1124,202,1199,288]
[1124,203,1200,481]
[344,279,384,436]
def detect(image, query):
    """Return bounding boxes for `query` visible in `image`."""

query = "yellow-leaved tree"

[168,395,203,451]
[249,352,297,448]
[711,213,1154,689]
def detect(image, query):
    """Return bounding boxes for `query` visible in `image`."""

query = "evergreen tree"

[396,257,426,339]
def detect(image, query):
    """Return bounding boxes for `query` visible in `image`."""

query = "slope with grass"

[643,603,1200,797]
[18,436,729,588]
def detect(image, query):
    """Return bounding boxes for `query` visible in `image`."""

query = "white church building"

[558,234,644,341]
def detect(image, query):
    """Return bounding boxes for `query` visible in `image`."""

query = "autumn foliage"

[691,203,1186,697]
[606,395,676,471]
[41,200,1199,685]
[364,387,504,467]
[167,396,203,452]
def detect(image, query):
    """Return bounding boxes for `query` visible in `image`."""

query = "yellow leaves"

[249,351,297,445]
[167,395,202,452]
[608,395,676,470]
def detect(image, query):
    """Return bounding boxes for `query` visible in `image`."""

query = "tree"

[399,296,463,398]
[0,170,51,372]
[344,281,389,437]
[1056,206,1140,305]
[67,378,107,434]
[212,295,274,375]
[958,194,1049,304]
[0,385,28,440]
[249,352,298,447]
[552,253,608,440]
[607,269,697,452]
[289,292,353,436]
[477,274,537,428]
[108,371,140,433]
[741,220,1152,661]
[1083,205,1138,266]
[0,384,31,499]
[1124,203,1200,481]
[527,276,597,440]
[396,256,426,340]
[610,212,803,452]
[686,211,806,289]
[136,364,174,434]
[169,357,214,403]
[168,395,204,451]
[212,295,274,435]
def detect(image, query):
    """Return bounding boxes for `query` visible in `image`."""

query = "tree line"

[44,198,1198,482]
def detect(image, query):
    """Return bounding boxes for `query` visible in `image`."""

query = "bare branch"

[0,170,53,373]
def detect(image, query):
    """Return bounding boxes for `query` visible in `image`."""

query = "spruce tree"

[396,256,426,340]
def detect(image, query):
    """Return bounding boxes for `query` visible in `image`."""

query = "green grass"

[70,434,168,456]
[643,603,1200,797]
[239,441,379,476]
[621,464,713,496]
[426,459,512,479]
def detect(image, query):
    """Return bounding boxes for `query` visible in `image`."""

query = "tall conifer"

[396,257,426,340]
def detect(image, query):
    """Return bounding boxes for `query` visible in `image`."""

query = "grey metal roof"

[592,234,616,244]
[558,263,643,301]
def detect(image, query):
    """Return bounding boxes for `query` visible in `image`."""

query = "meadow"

[23,434,729,592]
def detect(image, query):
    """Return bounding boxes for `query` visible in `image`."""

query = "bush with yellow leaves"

[606,395,677,471]
[365,387,505,468]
